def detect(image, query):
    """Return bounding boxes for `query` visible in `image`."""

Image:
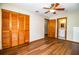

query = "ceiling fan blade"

[54,3,59,8]
[43,7,50,9]
[53,12,56,14]
[51,3,59,9]
[55,8,65,10]
[45,11,50,14]
[51,4,54,8]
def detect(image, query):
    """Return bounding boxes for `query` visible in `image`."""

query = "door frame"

[57,17,67,40]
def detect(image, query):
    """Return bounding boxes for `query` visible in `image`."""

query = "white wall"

[0,4,45,49]
[67,12,79,41]
[0,9,2,50]
[49,11,79,42]
[73,27,79,42]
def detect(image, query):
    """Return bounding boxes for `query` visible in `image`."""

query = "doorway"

[57,17,67,40]
[44,19,48,37]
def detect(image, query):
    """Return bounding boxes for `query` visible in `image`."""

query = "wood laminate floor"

[0,37,79,55]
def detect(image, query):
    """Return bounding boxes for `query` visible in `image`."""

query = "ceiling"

[6,3,79,18]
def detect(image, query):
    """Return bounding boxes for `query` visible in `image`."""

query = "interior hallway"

[0,36,79,55]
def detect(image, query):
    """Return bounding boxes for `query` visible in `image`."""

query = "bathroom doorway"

[57,17,67,40]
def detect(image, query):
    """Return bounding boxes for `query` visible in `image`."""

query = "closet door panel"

[25,25,29,31]
[18,14,25,45]
[19,14,24,30]
[2,19,9,30]
[24,31,29,43]
[2,31,11,48]
[18,31,25,45]
[24,15,29,43]
[11,12,18,30]
[12,31,18,46]
[11,12,18,47]
[25,16,29,25]
[2,10,11,49]
[2,10,10,32]
[24,16,29,31]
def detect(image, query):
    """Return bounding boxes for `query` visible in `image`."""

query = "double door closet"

[2,9,29,49]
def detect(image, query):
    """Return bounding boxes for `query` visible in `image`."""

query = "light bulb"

[50,9,55,12]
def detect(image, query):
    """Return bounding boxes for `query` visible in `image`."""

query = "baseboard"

[58,39,79,44]
[67,40,79,44]
[30,38,44,44]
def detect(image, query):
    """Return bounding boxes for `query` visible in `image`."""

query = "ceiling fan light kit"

[44,3,65,14]
[50,9,55,12]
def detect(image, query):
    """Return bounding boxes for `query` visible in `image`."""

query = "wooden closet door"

[2,10,11,49]
[11,12,18,47]
[18,14,25,45]
[48,20,56,38]
[24,15,29,43]
[2,9,30,49]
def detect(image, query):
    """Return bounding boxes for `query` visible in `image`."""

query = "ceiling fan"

[43,3,65,14]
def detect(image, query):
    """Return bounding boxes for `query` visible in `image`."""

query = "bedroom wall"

[49,11,79,42]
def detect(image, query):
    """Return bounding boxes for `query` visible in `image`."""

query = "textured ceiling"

[2,3,79,18]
